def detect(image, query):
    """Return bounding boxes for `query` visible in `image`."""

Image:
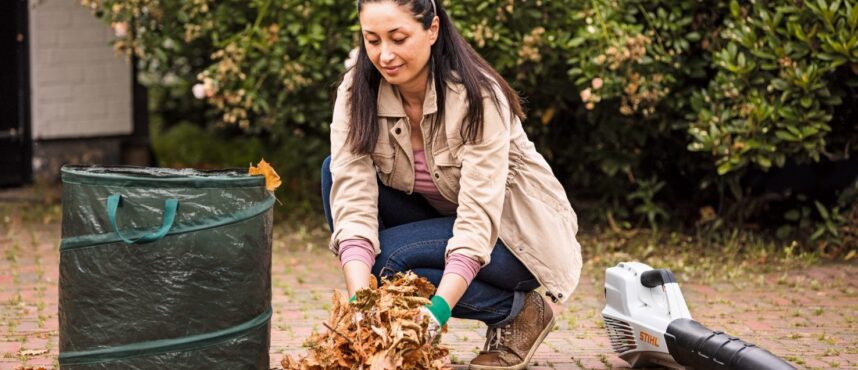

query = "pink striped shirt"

[339,149,481,285]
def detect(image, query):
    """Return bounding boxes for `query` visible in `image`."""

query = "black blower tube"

[665,319,796,370]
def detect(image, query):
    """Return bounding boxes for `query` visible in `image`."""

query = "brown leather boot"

[468,291,555,370]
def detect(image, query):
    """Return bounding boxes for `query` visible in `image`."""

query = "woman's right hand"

[343,260,372,297]
[344,261,371,325]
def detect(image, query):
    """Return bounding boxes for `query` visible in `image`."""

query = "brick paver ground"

[1,190,856,369]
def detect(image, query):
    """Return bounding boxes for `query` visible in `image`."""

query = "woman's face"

[359,1,439,87]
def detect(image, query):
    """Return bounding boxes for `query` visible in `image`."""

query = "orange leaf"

[248,158,282,192]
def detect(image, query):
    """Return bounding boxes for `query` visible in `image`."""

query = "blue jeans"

[321,156,538,327]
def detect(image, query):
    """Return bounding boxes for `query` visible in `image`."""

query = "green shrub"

[82,0,858,241]
[688,0,858,175]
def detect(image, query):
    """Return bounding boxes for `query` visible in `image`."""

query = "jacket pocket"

[371,145,395,185]
[432,146,462,194]
[502,186,579,297]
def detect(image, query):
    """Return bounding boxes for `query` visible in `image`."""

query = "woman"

[321,0,582,368]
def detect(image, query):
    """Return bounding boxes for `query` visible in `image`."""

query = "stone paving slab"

[1,199,857,369]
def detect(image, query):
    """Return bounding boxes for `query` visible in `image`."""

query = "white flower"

[112,22,128,38]
[192,83,206,99]
[162,38,175,49]
[580,88,592,102]
[162,72,179,86]
[592,77,604,90]
[344,47,359,69]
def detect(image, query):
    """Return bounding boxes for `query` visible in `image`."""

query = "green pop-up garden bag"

[58,165,274,369]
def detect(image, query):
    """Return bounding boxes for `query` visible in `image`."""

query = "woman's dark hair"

[344,0,526,154]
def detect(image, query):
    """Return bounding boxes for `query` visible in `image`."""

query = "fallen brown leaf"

[18,349,49,357]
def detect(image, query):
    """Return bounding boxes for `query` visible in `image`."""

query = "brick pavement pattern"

[1,197,857,369]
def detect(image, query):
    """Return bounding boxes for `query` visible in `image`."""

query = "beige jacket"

[328,72,582,303]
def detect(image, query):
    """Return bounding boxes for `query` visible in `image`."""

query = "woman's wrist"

[342,259,371,297]
[338,238,375,297]
[442,253,481,286]
[434,271,468,311]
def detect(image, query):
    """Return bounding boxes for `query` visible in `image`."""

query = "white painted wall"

[29,0,133,140]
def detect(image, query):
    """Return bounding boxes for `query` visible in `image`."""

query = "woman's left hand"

[420,295,451,342]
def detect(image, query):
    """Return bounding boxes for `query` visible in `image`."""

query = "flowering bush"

[81,0,858,239]
[81,0,354,131]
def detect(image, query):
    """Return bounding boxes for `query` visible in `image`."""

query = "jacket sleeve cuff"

[339,238,376,269]
[329,222,381,257]
[444,234,492,267]
[443,253,482,285]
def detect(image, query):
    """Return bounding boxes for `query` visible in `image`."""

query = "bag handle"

[107,194,178,245]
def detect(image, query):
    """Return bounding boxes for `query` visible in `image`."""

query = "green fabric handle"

[61,195,274,251]
[426,295,451,327]
[107,194,178,245]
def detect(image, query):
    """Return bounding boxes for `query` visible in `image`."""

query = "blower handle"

[640,269,692,320]
[640,269,676,287]
[665,318,796,370]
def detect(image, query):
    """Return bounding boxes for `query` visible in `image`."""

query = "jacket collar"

[377,74,438,117]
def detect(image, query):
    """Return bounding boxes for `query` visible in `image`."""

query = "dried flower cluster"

[197,42,253,127]
[586,31,670,115]
[597,33,651,71]
[518,27,546,64]
[470,20,498,49]
[182,0,212,42]
[282,273,450,370]
[620,72,668,117]
[80,0,162,57]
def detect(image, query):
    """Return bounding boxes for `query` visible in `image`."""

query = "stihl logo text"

[640,331,659,347]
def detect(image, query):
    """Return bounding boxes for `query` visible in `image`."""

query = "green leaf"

[730,0,741,18]
[776,225,793,239]
[823,95,843,105]
[826,221,840,235]
[771,78,790,90]
[757,155,772,169]
[814,201,830,219]
[568,37,586,47]
[717,161,734,175]
[830,0,842,13]
[785,209,801,221]
[811,226,826,241]
[775,130,798,141]
[802,126,820,137]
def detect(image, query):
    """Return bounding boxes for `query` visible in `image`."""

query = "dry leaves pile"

[282,272,450,370]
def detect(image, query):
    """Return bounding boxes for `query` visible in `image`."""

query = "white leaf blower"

[602,262,796,370]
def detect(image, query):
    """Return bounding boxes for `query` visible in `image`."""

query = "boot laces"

[484,325,514,352]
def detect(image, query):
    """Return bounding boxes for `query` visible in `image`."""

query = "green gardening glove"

[419,295,451,340]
